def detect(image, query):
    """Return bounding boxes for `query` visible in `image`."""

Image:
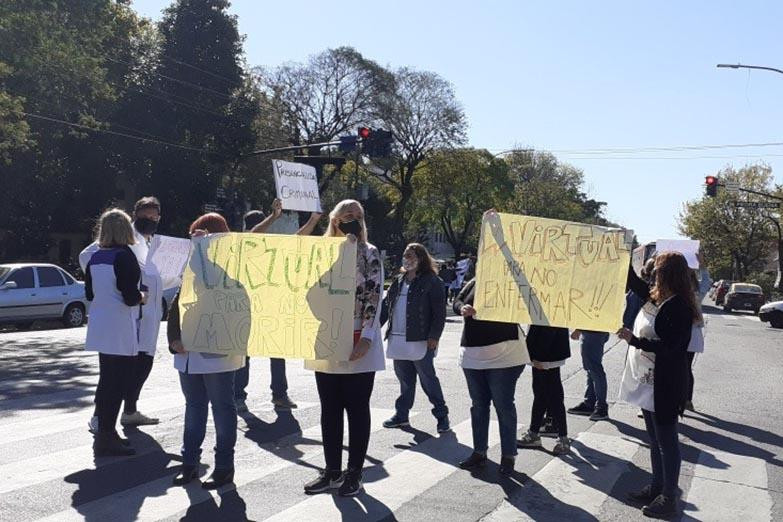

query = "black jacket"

[380,272,446,342]
[453,279,520,347]
[526,325,571,362]
[627,266,692,425]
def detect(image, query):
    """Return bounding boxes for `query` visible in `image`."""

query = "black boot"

[458,452,487,470]
[202,468,234,490]
[94,432,135,457]
[499,456,515,475]
[173,465,199,486]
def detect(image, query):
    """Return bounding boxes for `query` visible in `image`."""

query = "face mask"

[402,258,418,272]
[134,217,158,236]
[338,219,362,236]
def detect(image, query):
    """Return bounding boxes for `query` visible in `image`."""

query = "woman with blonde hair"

[84,209,147,457]
[619,252,700,518]
[301,199,384,497]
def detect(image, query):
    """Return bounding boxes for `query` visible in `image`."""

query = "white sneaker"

[121,411,160,426]
[88,416,99,434]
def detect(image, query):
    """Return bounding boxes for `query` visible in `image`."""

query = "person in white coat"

[168,213,246,490]
[80,197,175,432]
[301,200,384,498]
[84,209,147,456]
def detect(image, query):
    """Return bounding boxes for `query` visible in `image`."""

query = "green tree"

[679,164,775,281]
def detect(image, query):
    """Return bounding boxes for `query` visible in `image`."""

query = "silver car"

[0,263,89,329]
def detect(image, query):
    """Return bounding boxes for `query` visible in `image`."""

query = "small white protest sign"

[273,159,322,213]
[147,235,192,288]
[656,239,700,269]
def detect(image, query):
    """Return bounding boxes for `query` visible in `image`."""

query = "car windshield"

[732,284,762,294]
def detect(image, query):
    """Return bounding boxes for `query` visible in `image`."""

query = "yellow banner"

[474,212,632,332]
[178,233,357,360]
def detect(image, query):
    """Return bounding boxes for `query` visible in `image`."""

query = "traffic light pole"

[721,183,783,202]
[242,139,346,158]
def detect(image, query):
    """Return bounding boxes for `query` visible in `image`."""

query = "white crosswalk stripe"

[682,450,773,521]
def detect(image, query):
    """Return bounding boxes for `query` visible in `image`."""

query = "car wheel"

[63,303,86,327]
[161,298,168,321]
[770,314,783,328]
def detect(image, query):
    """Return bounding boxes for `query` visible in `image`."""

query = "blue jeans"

[393,350,448,420]
[463,365,524,457]
[233,357,288,401]
[581,332,609,409]
[642,410,681,497]
[179,370,237,470]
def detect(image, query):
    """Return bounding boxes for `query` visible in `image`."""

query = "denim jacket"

[380,272,446,342]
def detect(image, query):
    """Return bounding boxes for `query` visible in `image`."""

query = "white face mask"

[402,258,418,272]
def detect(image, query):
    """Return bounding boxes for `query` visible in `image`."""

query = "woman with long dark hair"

[381,243,449,433]
[619,251,700,518]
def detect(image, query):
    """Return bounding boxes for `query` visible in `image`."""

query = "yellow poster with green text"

[178,233,357,360]
[474,212,633,332]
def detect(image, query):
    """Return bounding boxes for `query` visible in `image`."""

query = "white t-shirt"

[460,338,531,370]
[386,281,428,361]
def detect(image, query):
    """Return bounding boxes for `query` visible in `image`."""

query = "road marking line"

[481,432,639,521]
[266,418,495,522]
[682,450,772,521]
[33,408,399,522]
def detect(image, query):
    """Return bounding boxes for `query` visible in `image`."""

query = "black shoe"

[499,456,515,475]
[589,406,610,421]
[458,452,488,470]
[567,401,595,416]
[338,469,363,497]
[436,416,451,433]
[110,431,131,447]
[304,469,344,494]
[628,485,660,505]
[642,494,677,518]
[94,432,136,457]
[383,415,410,429]
[173,465,199,486]
[539,418,559,438]
[202,468,234,490]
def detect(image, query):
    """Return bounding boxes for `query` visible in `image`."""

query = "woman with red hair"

[167,213,246,490]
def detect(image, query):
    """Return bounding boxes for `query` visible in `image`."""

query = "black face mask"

[338,219,362,236]
[134,217,158,236]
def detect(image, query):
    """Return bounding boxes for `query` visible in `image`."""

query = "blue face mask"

[338,219,362,236]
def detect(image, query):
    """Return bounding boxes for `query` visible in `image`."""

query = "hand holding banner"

[474,212,633,332]
[177,233,356,360]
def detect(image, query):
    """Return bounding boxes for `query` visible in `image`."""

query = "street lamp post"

[717,63,783,76]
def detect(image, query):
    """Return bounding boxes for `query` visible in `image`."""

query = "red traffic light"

[705,176,717,186]
[358,127,371,139]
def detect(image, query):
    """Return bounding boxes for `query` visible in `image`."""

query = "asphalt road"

[0,303,781,521]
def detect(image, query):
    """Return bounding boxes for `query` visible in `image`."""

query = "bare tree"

[374,67,467,252]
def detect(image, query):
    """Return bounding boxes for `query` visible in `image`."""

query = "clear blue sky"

[133,0,783,242]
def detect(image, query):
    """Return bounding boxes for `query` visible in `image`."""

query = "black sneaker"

[539,418,559,438]
[628,485,660,505]
[642,494,677,518]
[436,416,451,433]
[499,456,515,475]
[589,406,609,421]
[567,401,595,416]
[458,452,487,469]
[338,469,363,497]
[304,469,343,494]
[383,415,410,429]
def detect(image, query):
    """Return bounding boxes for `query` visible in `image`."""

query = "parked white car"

[759,300,783,329]
[0,263,88,329]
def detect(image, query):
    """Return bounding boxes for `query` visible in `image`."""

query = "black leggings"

[530,367,567,437]
[124,352,154,414]
[95,353,135,434]
[315,371,375,472]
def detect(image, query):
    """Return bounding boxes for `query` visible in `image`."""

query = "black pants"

[686,351,695,402]
[95,353,135,434]
[530,367,567,437]
[124,352,154,414]
[315,371,375,472]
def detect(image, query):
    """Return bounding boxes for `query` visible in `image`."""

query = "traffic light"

[359,128,394,157]
[705,175,719,197]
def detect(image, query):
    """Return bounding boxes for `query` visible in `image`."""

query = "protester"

[567,329,611,420]
[381,243,449,433]
[517,325,571,456]
[302,199,384,497]
[439,262,457,302]
[168,213,245,490]
[232,203,297,413]
[454,278,528,475]
[84,209,146,457]
[619,252,698,518]
[80,197,170,433]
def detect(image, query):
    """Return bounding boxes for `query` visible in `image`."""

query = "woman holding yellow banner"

[302,199,384,498]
